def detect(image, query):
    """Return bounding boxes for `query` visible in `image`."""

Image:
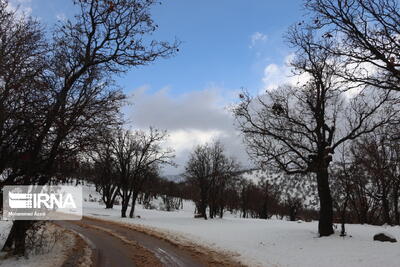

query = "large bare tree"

[0,1,47,179]
[234,27,399,236]
[0,0,178,255]
[305,0,400,92]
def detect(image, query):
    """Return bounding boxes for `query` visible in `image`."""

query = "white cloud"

[262,63,283,91]
[56,13,67,22]
[167,129,224,154]
[125,86,251,175]
[262,54,310,92]
[250,32,267,48]
[7,0,32,15]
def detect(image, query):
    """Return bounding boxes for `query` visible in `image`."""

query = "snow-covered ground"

[0,220,13,249]
[0,222,75,267]
[82,183,400,267]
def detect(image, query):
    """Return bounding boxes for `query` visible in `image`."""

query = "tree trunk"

[2,221,31,255]
[2,223,15,252]
[316,169,334,236]
[129,192,138,218]
[382,194,391,225]
[360,203,368,225]
[289,206,296,221]
[340,197,349,237]
[260,196,268,219]
[121,195,129,218]
[208,203,214,219]
[13,221,29,256]
[200,201,207,220]
[121,205,127,218]
[260,184,269,219]
[105,201,114,209]
[104,190,113,209]
[340,220,346,237]
[393,184,399,225]
[200,185,208,220]
[120,187,132,218]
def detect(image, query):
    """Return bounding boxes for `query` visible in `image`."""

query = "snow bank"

[0,221,13,249]
[83,185,400,267]
[0,223,75,267]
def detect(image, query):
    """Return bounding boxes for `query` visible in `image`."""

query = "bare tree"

[234,27,399,236]
[330,149,354,236]
[238,178,257,218]
[1,0,179,255]
[273,173,317,222]
[351,128,400,225]
[236,174,281,219]
[111,128,174,218]
[185,141,239,219]
[305,0,400,92]
[0,1,47,179]
[88,131,120,209]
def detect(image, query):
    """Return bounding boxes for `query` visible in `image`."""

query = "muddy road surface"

[57,217,242,267]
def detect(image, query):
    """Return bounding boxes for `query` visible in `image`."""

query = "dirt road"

[57,217,237,267]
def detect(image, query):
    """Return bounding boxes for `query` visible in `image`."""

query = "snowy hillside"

[241,169,319,208]
[162,174,185,183]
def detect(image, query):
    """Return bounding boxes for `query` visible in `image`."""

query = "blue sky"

[14,0,305,174]
[22,0,303,96]
[121,0,303,96]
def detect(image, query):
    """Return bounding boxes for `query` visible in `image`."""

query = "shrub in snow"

[24,222,63,257]
[144,202,157,210]
[159,195,182,211]
[88,194,97,202]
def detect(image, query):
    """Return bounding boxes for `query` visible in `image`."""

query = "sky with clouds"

[11,0,304,175]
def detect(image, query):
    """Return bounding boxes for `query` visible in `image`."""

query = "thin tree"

[88,131,120,209]
[351,128,400,225]
[185,141,239,219]
[112,128,174,218]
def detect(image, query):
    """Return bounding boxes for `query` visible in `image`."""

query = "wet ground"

[57,217,207,267]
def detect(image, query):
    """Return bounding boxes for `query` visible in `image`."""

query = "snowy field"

[82,184,400,267]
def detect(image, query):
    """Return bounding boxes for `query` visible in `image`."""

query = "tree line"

[128,130,400,233]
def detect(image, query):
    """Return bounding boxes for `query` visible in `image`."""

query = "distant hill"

[162,168,258,183]
[162,174,185,183]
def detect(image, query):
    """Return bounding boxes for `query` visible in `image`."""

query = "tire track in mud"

[58,217,246,267]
